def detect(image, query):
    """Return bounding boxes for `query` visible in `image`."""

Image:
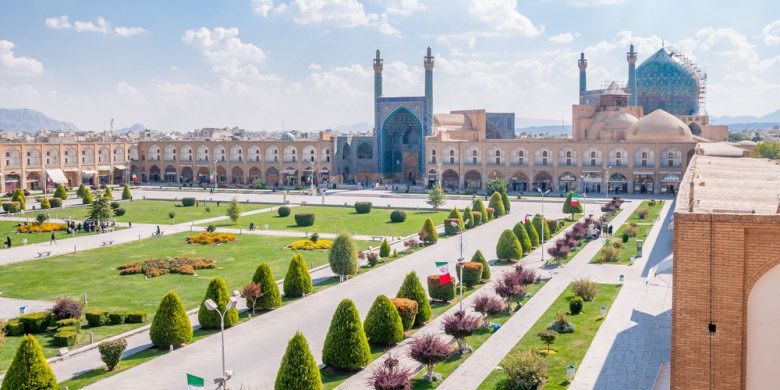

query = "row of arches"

[3,145,132,168]
[145,144,330,164]
[138,164,331,187]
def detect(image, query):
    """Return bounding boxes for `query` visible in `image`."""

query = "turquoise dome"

[636,48,700,116]
[280,132,295,141]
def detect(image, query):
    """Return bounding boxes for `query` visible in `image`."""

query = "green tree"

[88,195,112,228]
[363,295,404,346]
[226,198,241,224]
[103,187,113,200]
[462,206,474,229]
[485,177,508,196]
[197,278,239,329]
[121,183,132,200]
[488,191,506,217]
[396,272,431,325]
[562,192,583,219]
[275,332,322,390]
[328,232,358,276]
[496,229,523,262]
[11,189,26,211]
[54,183,68,200]
[379,239,391,258]
[40,197,51,209]
[283,254,313,298]
[76,183,86,197]
[501,191,511,212]
[421,218,438,244]
[251,262,282,310]
[426,183,446,211]
[444,207,465,235]
[322,299,371,371]
[472,198,488,223]
[82,188,94,204]
[471,249,491,280]
[750,140,780,159]
[532,214,551,241]
[513,222,532,255]
[1,335,57,390]
[524,220,540,247]
[149,291,193,348]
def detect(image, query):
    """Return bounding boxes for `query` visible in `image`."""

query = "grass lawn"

[591,212,657,265]
[203,206,449,237]
[626,200,664,224]
[0,220,107,247]
[0,232,371,372]
[41,200,275,225]
[477,284,621,390]
[410,281,546,389]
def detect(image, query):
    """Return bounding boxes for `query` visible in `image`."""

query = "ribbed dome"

[602,112,639,131]
[636,48,700,116]
[280,132,295,141]
[628,109,693,141]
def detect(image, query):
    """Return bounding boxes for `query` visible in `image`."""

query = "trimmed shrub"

[488,192,506,217]
[471,211,482,226]
[56,318,81,330]
[524,220,540,248]
[5,320,24,336]
[396,272,431,326]
[444,208,465,236]
[472,294,505,319]
[513,222,532,255]
[99,339,127,371]
[11,189,26,211]
[368,353,414,390]
[501,191,511,212]
[562,191,584,217]
[277,205,291,217]
[181,197,196,207]
[622,232,630,243]
[198,277,239,329]
[379,239,391,258]
[275,332,322,390]
[569,296,584,315]
[114,207,126,216]
[110,201,120,209]
[82,189,93,204]
[472,198,488,223]
[125,312,147,323]
[486,207,495,220]
[1,335,57,390]
[420,218,438,244]
[149,291,193,348]
[456,262,483,288]
[49,198,62,207]
[427,275,456,302]
[283,254,313,298]
[40,197,51,209]
[390,209,406,222]
[496,229,523,262]
[53,329,77,347]
[462,207,474,229]
[442,310,481,354]
[108,312,128,325]
[1,202,20,213]
[122,184,131,200]
[409,334,452,382]
[322,299,371,371]
[329,232,358,276]
[354,201,372,214]
[52,296,83,320]
[19,312,50,334]
[54,183,68,200]
[363,295,404,346]
[548,312,576,333]
[103,187,114,200]
[501,350,547,390]
[571,278,598,301]
[251,263,282,310]
[471,250,491,280]
[532,215,551,241]
[76,183,86,197]
[389,298,418,331]
[294,213,315,227]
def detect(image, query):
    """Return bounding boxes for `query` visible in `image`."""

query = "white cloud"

[114,26,147,37]
[761,20,780,46]
[384,0,426,16]
[45,15,71,29]
[0,40,44,76]
[468,0,543,37]
[74,17,111,34]
[259,0,403,35]
[549,32,578,43]
[252,0,276,17]
[45,15,145,37]
[567,0,625,6]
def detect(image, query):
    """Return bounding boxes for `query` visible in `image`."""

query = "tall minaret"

[424,47,434,135]
[627,44,638,106]
[373,49,383,131]
[578,52,587,104]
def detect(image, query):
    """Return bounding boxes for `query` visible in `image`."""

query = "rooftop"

[677,155,780,215]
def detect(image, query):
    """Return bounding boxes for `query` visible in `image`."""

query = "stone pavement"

[437,200,642,390]
[83,202,594,389]
[0,297,53,321]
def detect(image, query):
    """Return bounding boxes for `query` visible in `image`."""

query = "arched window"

[430,149,437,163]
[357,143,372,159]
[472,149,478,164]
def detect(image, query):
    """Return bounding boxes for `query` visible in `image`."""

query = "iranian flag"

[571,193,579,206]
[186,374,205,389]
[435,261,451,285]
[524,213,532,224]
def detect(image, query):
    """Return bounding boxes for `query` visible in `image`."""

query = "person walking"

[50,232,57,245]
[4,236,10,249]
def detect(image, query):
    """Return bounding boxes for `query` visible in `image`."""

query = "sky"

[1,0,779,131]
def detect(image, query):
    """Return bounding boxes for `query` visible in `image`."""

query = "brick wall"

[672,212,780,390]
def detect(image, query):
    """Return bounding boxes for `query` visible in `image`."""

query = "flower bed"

[117,257,216,278]
[17,223,67,233]
[288,239,333,250]
[186,232,237,245]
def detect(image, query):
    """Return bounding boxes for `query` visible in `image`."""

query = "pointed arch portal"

[380,107,424,182]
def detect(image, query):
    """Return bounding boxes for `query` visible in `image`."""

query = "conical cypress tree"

[379,239,391,258]
[103,187,114,200]
[76,183,86,197]
[275,332,323,390]
[82,189,94,204]
[496,229,523,262]
[562,192,583,218]
[472,198,488,222]
[363,295,404,346]
[198,278,239,329]
[251,262,282,310]
[463,206,474,229]
[396,271,431,325]
[11,189,26,211]
[329,232,358,276]
[421,218,438,244]
[501,191,511,212]
[513,222,532,254]
[122,183,132,200]
[532,214,551,241]
[283,254,313,298]
[54,183,68,200]
[444,207,465,235]
[40,197,51,209]
[525,220,540,247]
[1,335,57,390]
[322,299,371,371]
[488,192,506,217]
[471,250,491,280]
[150,291,193,348]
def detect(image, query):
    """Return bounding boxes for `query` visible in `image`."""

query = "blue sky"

[1,0,779,131]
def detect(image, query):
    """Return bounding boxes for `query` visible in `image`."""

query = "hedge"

[321,299,371,370]
[2,201,20,213]
[354,201,372,214]
[283,254,313,298]
[114,207,126,216]
[277,205,291,217]
[390,209,407,222]
[275,332,322,390]
[396,272,431,326]
[150,291,193,348]
[427,275,456,302]
[456,262,483,288]
[53,329,77,347]
[251,262,282,310]
[390,298,418,331]
[56,318,81,329]
[49,198,63,207]
[85,309,109,327]
[181,197,196,207]
[5,320,24,336]
[125,312,147,323]
[363,295,404,347]
[108,312,127,325]
[19,312,50,334]
[1,335,57,390]
[294,213,315,227]
[471,250,491,280]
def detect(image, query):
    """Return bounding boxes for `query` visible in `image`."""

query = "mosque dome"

[280,132,295,141]
[602,112,639,131]
[627,109,693,141]
[636,48,701,116]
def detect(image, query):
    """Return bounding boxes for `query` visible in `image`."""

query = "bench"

[371,236,384,242]
[36,251,52,258]
[101,241,114,246]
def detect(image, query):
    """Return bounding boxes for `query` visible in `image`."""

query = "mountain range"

[0,108,78,132]
[711,109,780,126]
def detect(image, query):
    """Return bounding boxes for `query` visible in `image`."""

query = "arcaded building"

[672,153,780,390]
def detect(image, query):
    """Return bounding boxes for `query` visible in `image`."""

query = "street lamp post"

[537,186,551,264]
[204,292,239,390]
[457,219,470,311]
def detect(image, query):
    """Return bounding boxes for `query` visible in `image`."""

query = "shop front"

[633,173,655,194]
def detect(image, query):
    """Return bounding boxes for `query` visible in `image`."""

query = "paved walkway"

[84,202,595,389]
[0,297,53,321]
[437,200,642,389]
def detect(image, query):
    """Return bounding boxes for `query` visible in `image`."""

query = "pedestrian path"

[437,201,641,390]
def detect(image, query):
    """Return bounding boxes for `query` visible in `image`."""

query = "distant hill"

[712,109,780,130]
[515,117,564,128]
[118,123,146,133]
[517,125,572,134]
[0,108,78,132]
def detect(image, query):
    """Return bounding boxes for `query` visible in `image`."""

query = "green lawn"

[626,200,664,224]
[591,202,661,265]
[0,220,105,247]
[203,206,449,237]
[42,200,275,225]
[477,284,621,390]
[0,232,371,372]
[411,281,545,389]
